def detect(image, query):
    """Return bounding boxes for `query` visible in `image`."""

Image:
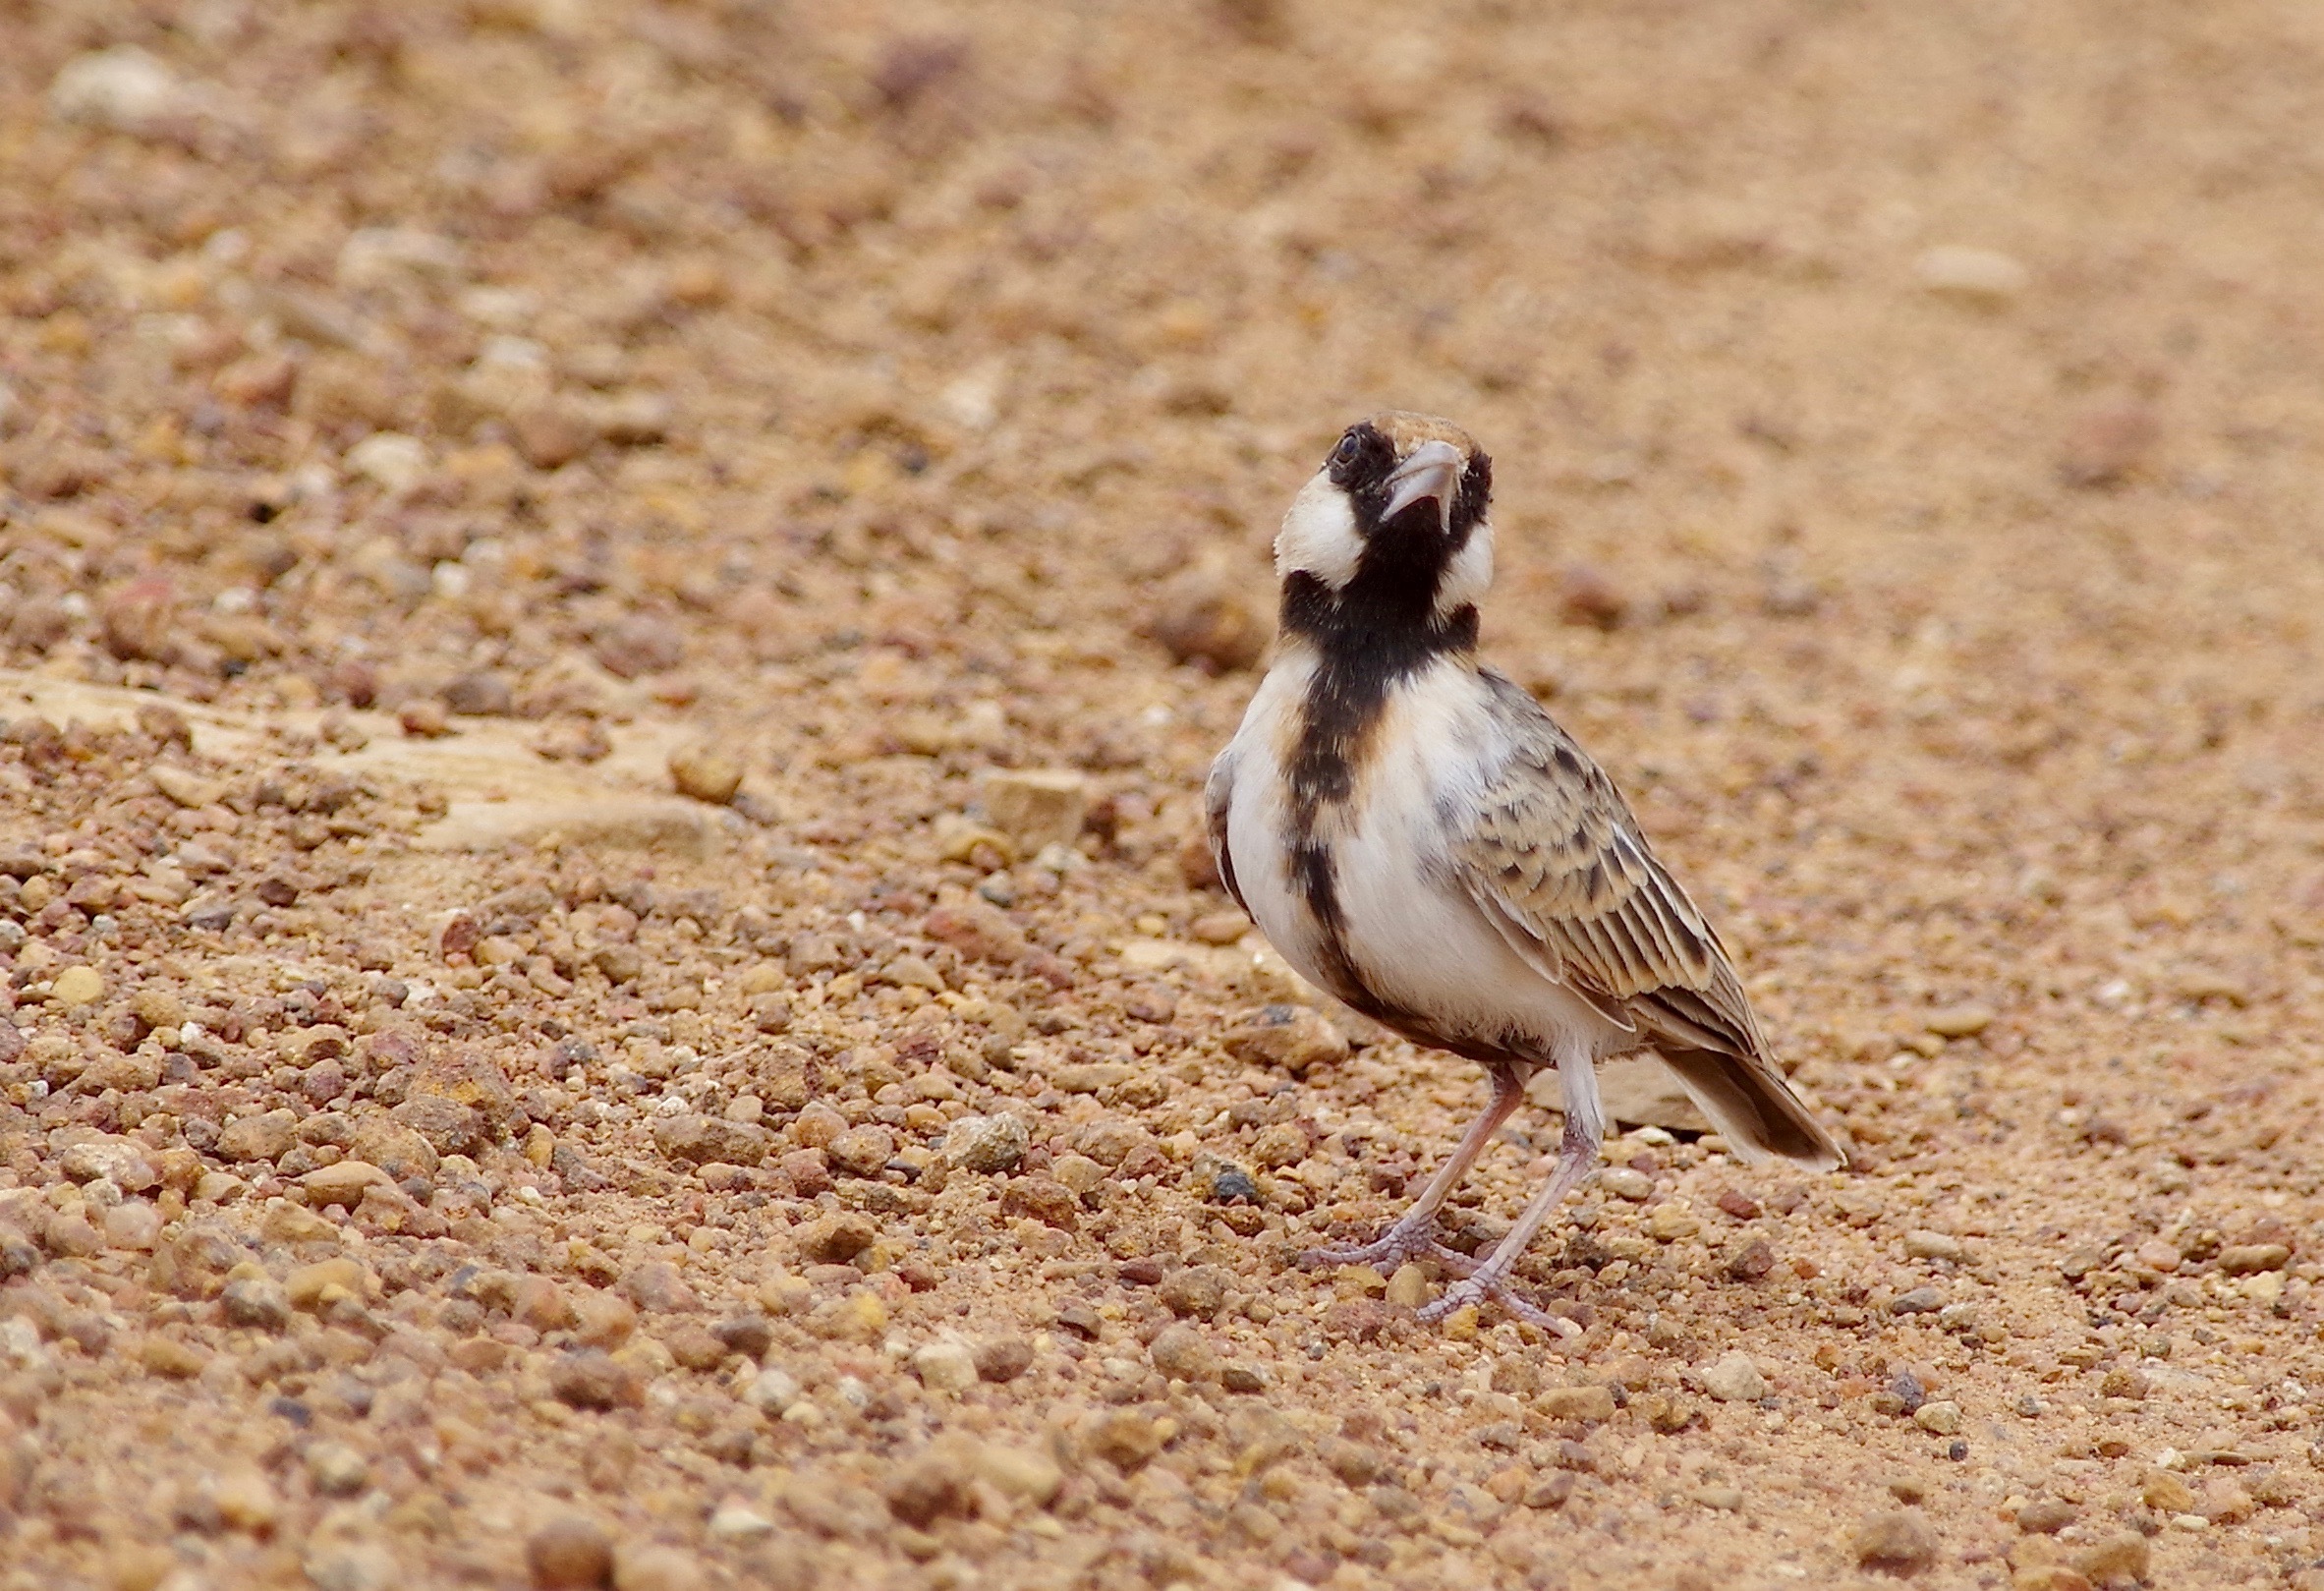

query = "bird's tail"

[1654,1048,1847,1170]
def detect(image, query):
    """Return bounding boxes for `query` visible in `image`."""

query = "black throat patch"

[1278,566,1478,1009]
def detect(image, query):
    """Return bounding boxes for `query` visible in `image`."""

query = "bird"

[1206,412,1844,1324]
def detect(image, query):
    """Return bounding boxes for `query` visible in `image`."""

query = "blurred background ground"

[1,1,2323,1588]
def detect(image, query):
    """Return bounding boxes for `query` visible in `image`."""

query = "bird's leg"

[1420,1045,1604,1327]
[1299,1068,1525,1279]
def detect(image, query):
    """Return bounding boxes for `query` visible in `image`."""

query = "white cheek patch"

[1434,520,1495,618]
[1275,473,1363,590]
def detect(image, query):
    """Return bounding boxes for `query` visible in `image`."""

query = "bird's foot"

[1416,1268,1583,1335]
[1298,1222,1480,1278]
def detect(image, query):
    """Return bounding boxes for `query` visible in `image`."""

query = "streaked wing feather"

[1452,699,1760,1060]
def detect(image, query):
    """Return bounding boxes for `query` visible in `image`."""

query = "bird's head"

[1274,412,1494,644]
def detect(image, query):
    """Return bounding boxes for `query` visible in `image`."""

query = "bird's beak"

[1381,439,1464,534]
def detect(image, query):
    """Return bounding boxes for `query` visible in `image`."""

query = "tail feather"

[1653,1048,1846,1170]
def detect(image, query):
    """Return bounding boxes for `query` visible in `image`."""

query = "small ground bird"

[1207,413,1844,1323]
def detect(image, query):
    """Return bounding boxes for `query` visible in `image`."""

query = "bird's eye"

[1331,432,1363,467]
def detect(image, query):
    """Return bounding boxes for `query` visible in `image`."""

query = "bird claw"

[1297,1224,1480,1278]
[1416,1271,1581,1334]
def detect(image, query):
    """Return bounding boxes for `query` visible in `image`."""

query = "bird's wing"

[1204,749,1247,915]
[1450,677,1843,1167]
[1448,680,1759,1058]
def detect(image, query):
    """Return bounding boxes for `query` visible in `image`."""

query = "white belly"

[1219,657,1627,1067]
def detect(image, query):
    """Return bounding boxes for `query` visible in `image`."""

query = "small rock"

[441,671,514,716]
[1148,1322,1219,1383]
[49,45,187,135]
[1599,1166,1653,1201]
[1219,1003,1348,1075]
[1385,1262,1430,1309]
[668,742,744,805]
[1725,1238,1776,1282]
[617,1261,699,1314]
[969,1442,1064,1506]
[740,1367,799,1414]
[307,1442,369,1497]
[1145,565,1270,671]
[1085,1409,1162,1472]
[976,768,1089,852]
[60,1135,156,1191]
[797,1212,879,1265]
[399,700,453,738]
[1558,564,1628,629]
[141,1335,208,1379]
[104,1202,160,1251]
[2060,402,2161,489]
[942,1112,1029,1173]
[1914,245,2028,306]
[649,1113,768,1168]
[1922,1004,1994,1040]
[218,1109,300,1164]
[346,432,429,492]
[1535,1385,1615,1423]
[663,1326,727,1372]
[709,1315,772,1361]
[998,1177,1078,1228]
[1158,1264,1230,1318]
[1891,1286,1944,1315]
[1850,1508,1939,1574]
[51,965,104,1007]
[302,1161,390,1209]
[2100,1367,2150,1400]
[973,1336,1034,1383]
[1644,1203,1701,1241]
[221,1276,291,1331]
[825,1125,896,1177]
[1902,1229,1965,1263]
[1702,1350,1768,1402]
[2071,1532,2150,1586]
[912,1339,979,1393]
[549,1349,643,1411]
[2140,1470,2194,1513]
[1912,1400,1961,1436]
[527,1516,614,1589]
[2217,1243,2290,1275]
[287,1257,368,1310]
[2015,1499,2076,1534]
[591,615,685,679]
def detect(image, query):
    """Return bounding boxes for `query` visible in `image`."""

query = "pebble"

[975,768,1089,851]
[222,1276,292,1331]
[973,1336,1035,1383]
[969,1442,1064,1506]
[2217,1243,2290,1275]
[1850,1508,1939,1574]
[1902,1229,1965,1263]
[797,1213,879,1265]
[667,742,744,805]
[1158,1264,1230,1318]
[1146,566,1270,671]
[2141,1470,2194,1513]
[308,1442,370,1496]
[49,45,187,134]
[2072,1533,2150,1585]
[1921,1003,1994,1040]
[104,1201,160,1251]
[214,1469,283,1535]
[1084,1409,1162,1472]
[1386,1262,1430,1309]
[527,1516,614,1589]
[51,965,103,1007]
[1914,245,2028,306]
[741,1366,800,1414]
[1599,1167,1654,1201]
[825,1125,896,1177]
[1701,1350,1768,1402]
[303,1161,391,1208]
[1891,1286,1944,1315]
[346,432,430,492]
[912,1339,979,1393]
[1535,1385,1615,1423]
[1218,1003,1348,1076]
[612,1543,707,1591]
[1912,1400,1961,1436]
[1558,564,1629,629]
[1148,1322,1219,1383]
[549,1349,644,1410]
[1644,1203,1701,1241]
[649,1113,768,1168]
[219,1108,300,1164]
[944,1112,1030,1173]
[140,1335,207,1379]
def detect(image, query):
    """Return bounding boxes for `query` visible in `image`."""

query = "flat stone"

[2218,1243,2291,1275]
[650,1112,768,1168]
[301,1161,390,1208]
[1902,1229,1965,1263]
[1923,1003,1995,1039]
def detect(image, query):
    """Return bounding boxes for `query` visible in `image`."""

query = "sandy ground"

[2,2,2324,1588]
